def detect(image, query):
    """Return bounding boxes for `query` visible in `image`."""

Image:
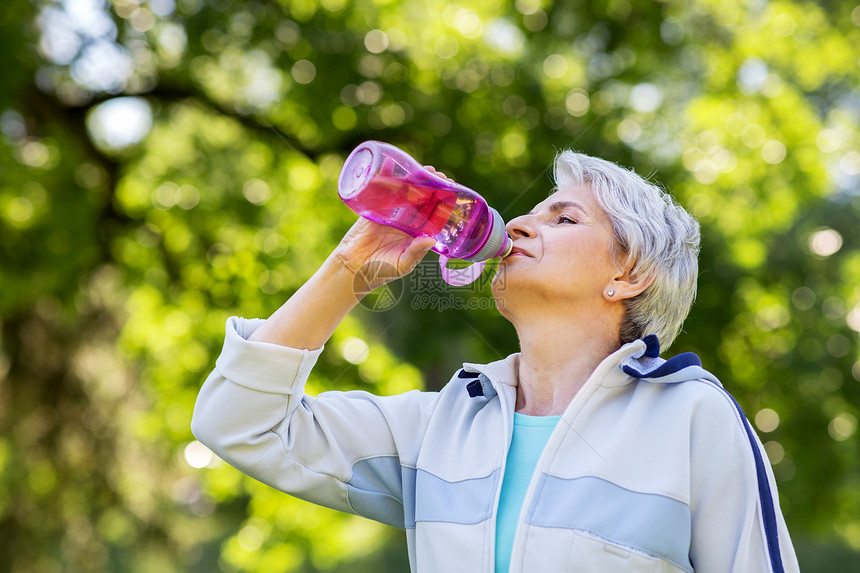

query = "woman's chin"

[492,261,531,294]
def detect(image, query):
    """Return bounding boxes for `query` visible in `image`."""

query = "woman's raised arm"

[249,218,435,350]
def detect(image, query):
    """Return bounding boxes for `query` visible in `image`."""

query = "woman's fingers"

[399,235,436,273]
[335,218,435,281]
[423,165,454,182]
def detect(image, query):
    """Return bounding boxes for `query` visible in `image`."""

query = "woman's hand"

[330,164,451,290]
[248,165,449,349]
[332,218,436,292]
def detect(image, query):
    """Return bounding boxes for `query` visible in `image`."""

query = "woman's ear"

[604,270,655,302]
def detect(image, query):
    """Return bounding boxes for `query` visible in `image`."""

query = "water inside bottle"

[341,170,492,259]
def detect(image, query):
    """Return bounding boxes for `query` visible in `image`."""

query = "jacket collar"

[458,335,719,397]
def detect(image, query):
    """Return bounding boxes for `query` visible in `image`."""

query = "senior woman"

[192,151,799,572]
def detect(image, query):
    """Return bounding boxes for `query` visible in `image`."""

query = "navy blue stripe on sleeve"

[706,382,785,573]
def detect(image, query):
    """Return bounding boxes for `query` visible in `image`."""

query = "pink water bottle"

[338,141,512,284]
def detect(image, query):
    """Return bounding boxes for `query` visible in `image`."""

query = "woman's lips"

[506,247,532,258]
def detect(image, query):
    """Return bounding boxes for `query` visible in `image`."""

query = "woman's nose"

[506,214,536,238]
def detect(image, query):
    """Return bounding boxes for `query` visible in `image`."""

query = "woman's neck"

[513,312,621,416]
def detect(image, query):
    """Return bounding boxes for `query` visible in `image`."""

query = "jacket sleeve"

[191,316,439,529]
[687,382,800,573]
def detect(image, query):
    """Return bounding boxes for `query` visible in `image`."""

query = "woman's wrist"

[248,256,360,349]
[316,253,364,307]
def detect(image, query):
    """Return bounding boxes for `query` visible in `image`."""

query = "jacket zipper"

[486,379,516,573]
[503,344,642,572]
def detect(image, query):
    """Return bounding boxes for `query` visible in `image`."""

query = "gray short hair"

[553,151,700,350]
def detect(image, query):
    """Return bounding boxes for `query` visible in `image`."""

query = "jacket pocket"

[569,530,660,572]
[519,527,676,572]
[527,475,693,571]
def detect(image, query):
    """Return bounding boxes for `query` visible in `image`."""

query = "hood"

[617,334,722,387]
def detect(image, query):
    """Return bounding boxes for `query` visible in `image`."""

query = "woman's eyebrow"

[527,200,587,216]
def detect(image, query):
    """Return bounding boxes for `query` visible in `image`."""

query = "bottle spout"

[499,235,513,258]
[439,227,511,286]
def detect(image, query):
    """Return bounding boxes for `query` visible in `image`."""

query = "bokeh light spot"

[565,89,590,116]
[291,59,316,84]
[791,287,816,310]
[808,228,843,257]
[761,140,787,164]
[500,132,526,159]
[434,35,459,59]
[755,408,781,433]
[237,525,265,552]
[846,306,860,333]
[772,13,797,37]
[364,29,389,54]
[341,337,369,365]
[183,441,214,468]
[629,83,663,113]
[840,151,860,176]
[243,178,272,205]
[764,440,785,464]
[86,97,152,150]
[543,54,568,79]
[829,413,857,442]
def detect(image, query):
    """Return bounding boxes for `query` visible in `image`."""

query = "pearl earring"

[607,289,615,297]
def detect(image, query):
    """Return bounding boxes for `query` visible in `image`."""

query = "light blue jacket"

[192,317,800,572]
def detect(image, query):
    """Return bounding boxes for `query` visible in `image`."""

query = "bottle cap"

[338,145,375,199]
[462,207,512,262]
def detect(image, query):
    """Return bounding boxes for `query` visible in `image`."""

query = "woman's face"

[492,183,621,312]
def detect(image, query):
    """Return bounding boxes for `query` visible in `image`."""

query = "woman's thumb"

[403,235,436,267]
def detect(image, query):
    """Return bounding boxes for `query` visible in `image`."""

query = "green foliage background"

[1,0,859,571]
